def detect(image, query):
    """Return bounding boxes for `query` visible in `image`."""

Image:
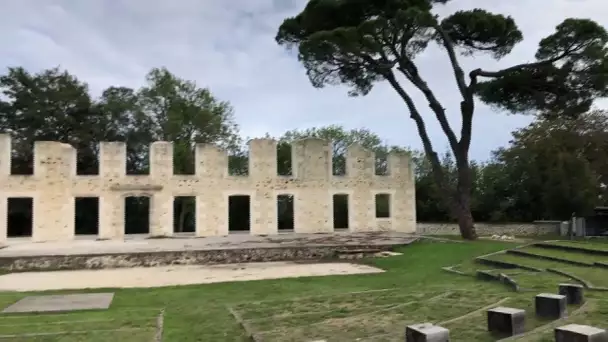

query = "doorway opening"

[124,196,150,234]
[332,194,349,230]
[75,197,99,235]
[7,197,33,237]
[173,196,196,233]
[228,195,250,233]
[277,194,294,231]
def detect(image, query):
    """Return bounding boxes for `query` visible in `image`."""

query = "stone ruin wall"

[0,133,416,243]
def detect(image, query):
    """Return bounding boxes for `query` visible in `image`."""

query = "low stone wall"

[0,244,401,272]
[416,221,562,236]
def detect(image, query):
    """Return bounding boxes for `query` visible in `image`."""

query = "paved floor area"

[0,231,418,257]
[2,293,114,313]
[0,262,385,291]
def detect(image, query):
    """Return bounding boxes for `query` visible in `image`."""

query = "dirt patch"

[0,262,384,292]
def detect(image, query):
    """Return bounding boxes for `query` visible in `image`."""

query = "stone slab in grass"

[555,324,608,342]
[1,293,114,313]
[535,293,566,319]
[405,323,450,342]
[559,283,584,305]
[487,306,526,337]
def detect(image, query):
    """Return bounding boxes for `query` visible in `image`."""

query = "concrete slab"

[2,293,114,313]
[0,262,384,291]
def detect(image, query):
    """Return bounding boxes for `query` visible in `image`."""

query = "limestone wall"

[416,221,562,236]
[0,134,416,242]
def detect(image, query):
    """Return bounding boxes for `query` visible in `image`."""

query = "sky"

[0,0,607,161]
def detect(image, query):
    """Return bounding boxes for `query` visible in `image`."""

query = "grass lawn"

[0,238,607,341]
[484,251,569,270]
[542,240,608,252]
[516,246,608,264]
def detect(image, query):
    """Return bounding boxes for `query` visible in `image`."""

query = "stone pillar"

[32,141,76,242]
[249,139,278,235]
[558,283,584,305]
[0,196,6,244]
[388,150,416,233]
[345,144,374,232]
[405,323,449,342]
[194,144,228,236]
[292,138,332,233]
[149,142,173,237]
[0,134,10,176]
[535,293,567,319]
[0,135,9,244]
[487,306,525,337]
[99,193,124,240]
[293,138,332,180]
[195,191,229,237]
[149,194,173,237]
[555,324,607,342]
[99,142,127,240]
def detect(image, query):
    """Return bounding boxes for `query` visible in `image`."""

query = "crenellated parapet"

[0,133,415,242]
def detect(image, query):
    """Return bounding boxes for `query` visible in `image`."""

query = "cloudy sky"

[1,0,607,160]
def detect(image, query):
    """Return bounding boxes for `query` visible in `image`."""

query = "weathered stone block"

[535,293,567,319]
[559,283,584,305]
[405,323,450,342]
[487,306,526,336]
[555,324,608,342]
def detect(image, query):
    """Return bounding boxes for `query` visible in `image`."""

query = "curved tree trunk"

[454,186,477,240]
[453,156,478,240]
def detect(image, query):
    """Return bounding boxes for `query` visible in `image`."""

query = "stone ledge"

[475,271,521,292]
[506,249,594,267]
[441,265,470,277]
[416,222,560,236]
[0,243,405,272]
[547,268,608,292]
[594,261,608,268]
[532,242,608,256]
[475,257,544,272]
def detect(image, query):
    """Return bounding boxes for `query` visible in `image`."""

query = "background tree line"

[1,66,606,235]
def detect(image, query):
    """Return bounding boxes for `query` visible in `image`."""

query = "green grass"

[543,240,608,252]
[484,251,569,270]
[482,242,608,289]
[559,266,608,288]
[518,246,608,264]
[0,239,606,341]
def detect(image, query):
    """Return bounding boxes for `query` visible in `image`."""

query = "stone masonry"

[0,134,416,243]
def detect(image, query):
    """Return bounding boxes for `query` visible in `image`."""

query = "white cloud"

[0,0,607,160]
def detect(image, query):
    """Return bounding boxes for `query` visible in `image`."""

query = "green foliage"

[477,19,608,117]
[276,0,608,238]
[278,1,607,113]
[277,0,441,96]
[274,125,409,175]
[482,111,608,221]
[439,9,522,59]
[1,64,605,231]
[0,67,98,173]
[0,66,241,234]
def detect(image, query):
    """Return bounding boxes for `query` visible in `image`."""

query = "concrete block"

[405,323,450,342]
[535,293,567,319]
[487,306,526,336]
[555,324,608,342]
[559,283,584,305]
